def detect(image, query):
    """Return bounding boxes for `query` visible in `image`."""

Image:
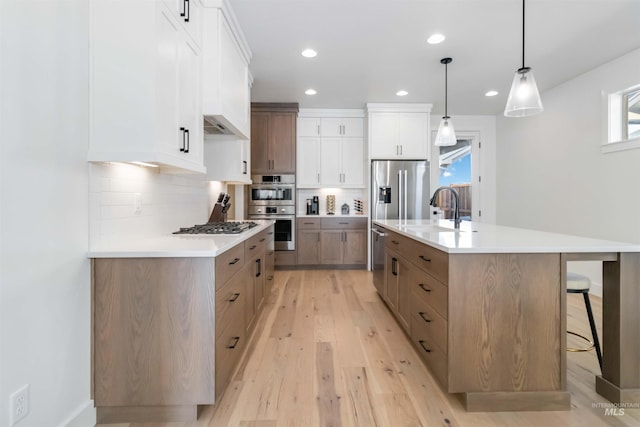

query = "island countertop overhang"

[373,219,640,254]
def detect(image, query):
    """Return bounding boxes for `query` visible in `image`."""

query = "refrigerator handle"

[404,170,408,220]
[398,170,403,221]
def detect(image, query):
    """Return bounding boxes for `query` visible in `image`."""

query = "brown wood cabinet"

[92,225,275,423]
[296,217,367,267]
[378,226,568,412]
[251,103,298,174]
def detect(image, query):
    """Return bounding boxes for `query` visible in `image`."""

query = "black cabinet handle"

[268,231,274,235]
[228,292,240,302]
[242,160,247,175]
[392,257,398,276]
[418,312,431,323]
[392,240,399,245]
[184,0,190,22]
[303,222,314,225]
[184,128,190,153]
[228,336,240,349]
[259,238,265,242]
[256,258,261,277]
[180,0,186,17]
[419,255,431,263]
[179,127,186,152]
[228,257,240,265]
[418,284,431,293]
[339,222,348,224]
[249,245,256,250]
[418,340,431,353]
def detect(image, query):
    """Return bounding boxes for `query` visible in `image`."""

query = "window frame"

[602,84,640,154]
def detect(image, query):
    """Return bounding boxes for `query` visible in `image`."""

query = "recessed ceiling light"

[301,48,317,58]
[427,34,445,44]
[396,90,408,96]
[485,90,499,97]
[305,89,317,95]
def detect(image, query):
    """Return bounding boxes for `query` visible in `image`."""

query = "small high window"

[624,88,640,140]
[607,85,640,146]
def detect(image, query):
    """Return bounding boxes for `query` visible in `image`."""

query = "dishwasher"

[371,227,386,295]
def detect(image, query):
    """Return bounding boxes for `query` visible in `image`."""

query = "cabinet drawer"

[297,218,321,229]
[406,239,449,284]
[384,230,413,251]
[215,320,246,399]
[321,217,367,229]
[245,228,269,261]
[215,243,245,290]
[215,273,246,337]
[412,334,448,388]
[412,272,448,319]
[412,305,447,354]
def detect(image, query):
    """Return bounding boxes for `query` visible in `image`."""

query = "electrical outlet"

[10,384,29,426]
[134,193,142,214]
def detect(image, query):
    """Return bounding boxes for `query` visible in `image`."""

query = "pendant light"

[504,0,543,117]
[434,57,457,146]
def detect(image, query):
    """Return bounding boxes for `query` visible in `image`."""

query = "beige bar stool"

[567,272,602,370]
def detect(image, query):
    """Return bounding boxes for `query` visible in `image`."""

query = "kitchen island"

[88,221,275,423]
[373,219,640,412]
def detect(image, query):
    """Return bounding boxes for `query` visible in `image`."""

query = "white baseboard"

[57,400,96,427]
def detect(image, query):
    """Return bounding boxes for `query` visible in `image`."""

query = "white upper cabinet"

[297,110,365,188]
[162,0,202,46]
[367,103,432,160]
[88,0,204,173]
[203,136,250,183]
[202,1,252,139]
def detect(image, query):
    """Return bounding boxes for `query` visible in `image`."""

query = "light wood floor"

[98,270,640,427]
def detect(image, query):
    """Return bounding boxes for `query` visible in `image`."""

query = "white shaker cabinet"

[203,136,250,183]
[367,104,432,160]
[297,111,365,188]
[162,0,202,46]
[202,3,252,139]
[89,0,204,173]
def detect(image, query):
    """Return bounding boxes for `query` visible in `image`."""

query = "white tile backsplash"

[89,162,211,245]
[297,188,368,215]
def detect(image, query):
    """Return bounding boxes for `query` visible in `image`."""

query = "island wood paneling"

[93,257,215,409]
[448,253,563,395]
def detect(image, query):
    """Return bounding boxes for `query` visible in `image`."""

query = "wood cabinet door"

[244,262,256,332]
[385,251,399,310]
[297,230,321,265]
[270,112,296,173]
[251,112,271,173]
[343,229,367,264]
[254,256,265,312]
[397,260,412,332]
[297,137,321,187]
[320,230,344,265]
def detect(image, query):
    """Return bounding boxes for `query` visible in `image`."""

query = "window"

[604,84,640,153]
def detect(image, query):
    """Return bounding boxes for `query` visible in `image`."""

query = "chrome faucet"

[430,187,461,229]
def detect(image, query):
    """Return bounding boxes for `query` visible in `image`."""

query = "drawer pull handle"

[339,222,348,224]
[418,340,431,353]
[229,258,240,265]
[418,284,431,293]
[249,245,257,250]
[419,255,431,262]
[228,336,240,349]
[392,240,399,245]
[268,232,274,235]
[259,238,266,242]
[418,312,431,323]
[228,293,240,302]
[304,222,315,225]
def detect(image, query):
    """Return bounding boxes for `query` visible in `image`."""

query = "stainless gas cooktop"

[173,221,258,235]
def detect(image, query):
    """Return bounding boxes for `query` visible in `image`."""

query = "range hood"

[203,116,236,135]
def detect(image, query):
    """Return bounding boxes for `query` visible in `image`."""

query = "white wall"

[496,48,640,243]
[0,1,94,426]
[496,47,640,296]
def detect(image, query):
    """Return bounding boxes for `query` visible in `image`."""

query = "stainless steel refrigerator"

[371,160,430,221]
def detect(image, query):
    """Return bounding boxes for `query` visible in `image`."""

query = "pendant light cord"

[522,0,526,69]
[444,62,448,117]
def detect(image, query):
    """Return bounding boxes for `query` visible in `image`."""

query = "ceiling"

[230,0,640,116]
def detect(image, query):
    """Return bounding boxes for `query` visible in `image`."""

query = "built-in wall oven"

[248,175,296,251]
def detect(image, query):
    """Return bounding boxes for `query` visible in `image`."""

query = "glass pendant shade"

[504,67,543,117]
[434,116,457,146]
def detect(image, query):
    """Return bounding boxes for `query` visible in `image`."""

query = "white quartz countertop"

[373,219,640,254]
[297,214,368,218]
[88,221,275,258]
